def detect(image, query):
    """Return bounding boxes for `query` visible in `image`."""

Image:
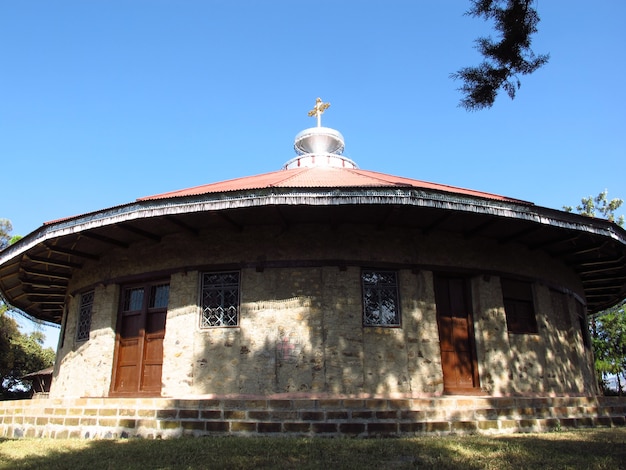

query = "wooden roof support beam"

[377,206,401,231]
[20,267,72,280]
[579,264,625,276]
[585,285,622,292]
[43,243,100,261]
[583,276,626,284]
[217,212,243,232]
[81,231,129,248]
[24,289,66,297]
[25,254,82,269]
[165,216,199,236]
[422,213,451,235]
[578,256,625,268]
[272,206,289,231]
[556,241,610,258]
[118,222,162,242]
[464,218,498,240]
[498,225,542,244]
[528,234,580,251]
[21,278,69,289]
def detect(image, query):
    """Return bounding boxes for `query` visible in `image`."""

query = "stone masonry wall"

[50,223,596,399]
[1,396,624,439]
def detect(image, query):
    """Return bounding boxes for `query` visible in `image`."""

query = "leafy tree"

[0,219,13,250]
[591,302,626,395]
[564,191,625,394]
[563,190,625,227]
[452,0,549,110]
[0,305,55,399]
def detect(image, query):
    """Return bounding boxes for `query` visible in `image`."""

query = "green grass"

[1,428,625,469]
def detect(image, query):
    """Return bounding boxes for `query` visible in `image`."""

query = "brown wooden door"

[111,281,169,396]
[434,275,479,393]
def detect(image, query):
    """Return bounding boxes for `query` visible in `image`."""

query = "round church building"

[1,99,626,437]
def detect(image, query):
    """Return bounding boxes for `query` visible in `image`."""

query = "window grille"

[200,271,240,327]
[76,290,94,342]
[501,278,538,334]
[362,270,400,326]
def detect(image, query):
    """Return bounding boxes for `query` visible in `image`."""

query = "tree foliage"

[0,219,13,251]
[452,0,549,110]
[0,305,55,399]
[591,302,626,395]
[563,190,625,227]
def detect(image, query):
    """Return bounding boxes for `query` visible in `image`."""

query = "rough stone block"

[318,399,342,409]
[156,409,178,419]
[159,420,181,430]
[283,422,310,433]
[205,421,229,432]
[179,410,199,419]
[301,411,324,421]
[248,411,270,421]
[451,421,477,433]
[326,411,349,420]
[200,410,222,420]
[231,422,256,432]
[375,411,398,420]
[477,420,498,431]
[424,422,450,433]
[268,400,292,410]
[118,419,137,429]
[258,422,281,433]
[181,420,205,431]
[312,422,337,433]
[367,422,397,435]
[339,422,365,434]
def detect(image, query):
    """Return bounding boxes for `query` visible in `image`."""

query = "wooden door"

[434,275,479,393]
[111,281,169,396]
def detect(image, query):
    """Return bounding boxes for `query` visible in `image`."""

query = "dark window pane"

[150,284,169,309]
[124,287,144,312]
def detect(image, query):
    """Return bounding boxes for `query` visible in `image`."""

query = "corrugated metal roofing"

[138,166,530,205]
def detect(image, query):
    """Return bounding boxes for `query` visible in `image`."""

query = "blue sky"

[2,1,625,346]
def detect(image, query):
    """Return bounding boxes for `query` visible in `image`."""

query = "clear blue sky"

[2,1,625,346]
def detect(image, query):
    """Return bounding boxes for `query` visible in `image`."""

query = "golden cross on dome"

[307,97,330,127]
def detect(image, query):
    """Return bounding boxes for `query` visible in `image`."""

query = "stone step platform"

[1,395,625,439]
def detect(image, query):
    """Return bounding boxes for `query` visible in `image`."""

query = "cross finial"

[307,97,330,127]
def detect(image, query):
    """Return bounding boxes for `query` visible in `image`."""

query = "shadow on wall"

[190,266,441,397]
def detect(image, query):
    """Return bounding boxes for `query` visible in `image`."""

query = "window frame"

[76,290,95,342]
[361,269,401,327]
[199,271,241,328]
[501,278,538,334]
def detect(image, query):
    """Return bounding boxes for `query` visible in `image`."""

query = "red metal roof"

[138,166,530,204]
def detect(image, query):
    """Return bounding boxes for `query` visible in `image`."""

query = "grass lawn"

[1,428,625,469]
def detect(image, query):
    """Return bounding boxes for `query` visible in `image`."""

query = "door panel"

[435,275,479,392]
[111,280,169,397]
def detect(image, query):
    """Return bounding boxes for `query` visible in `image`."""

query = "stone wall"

[1,396,624,439]
[49,223,596,399]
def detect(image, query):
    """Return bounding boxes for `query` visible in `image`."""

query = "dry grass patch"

[1,428,625,469]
